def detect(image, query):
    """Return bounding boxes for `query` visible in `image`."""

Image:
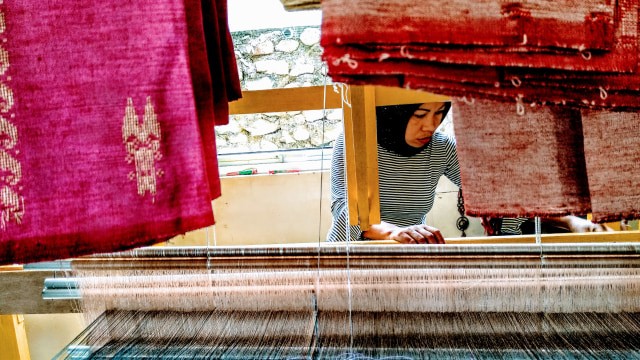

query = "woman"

[326,101,610,244]
[326,101,457,244]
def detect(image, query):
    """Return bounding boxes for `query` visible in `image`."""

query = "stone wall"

[216,26,343,154]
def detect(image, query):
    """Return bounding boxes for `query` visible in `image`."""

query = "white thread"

[599,86,608,100]
[511,77,522,88]
[332,54,358,69]
[520,34,528,45]
[459,96,475,105]
[581,51,592,60]
[378,53,390,62]
[516,96,525,116]
[400,45,415,59]
[336,83,352,108]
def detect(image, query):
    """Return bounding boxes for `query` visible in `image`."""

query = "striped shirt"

[326,131,461,242]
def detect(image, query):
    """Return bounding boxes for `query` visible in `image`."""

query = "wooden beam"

[341,86,359,226]
[229,85,343,115]
[0,270,79,314]
[350,86,371,229]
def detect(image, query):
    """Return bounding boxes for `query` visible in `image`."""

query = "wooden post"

[344,85,380,230]
[0,265,31,360]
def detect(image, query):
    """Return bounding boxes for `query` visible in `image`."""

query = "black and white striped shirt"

[326,132,461,242]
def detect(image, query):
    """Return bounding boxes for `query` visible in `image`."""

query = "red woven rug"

[322,0,640,109]
[452,99,592,218]
[322,0,637,71]
[0,0,226,265]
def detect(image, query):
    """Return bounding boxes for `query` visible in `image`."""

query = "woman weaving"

[326,101,610,244]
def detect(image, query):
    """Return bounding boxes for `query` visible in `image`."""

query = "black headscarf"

[376,102,451,157]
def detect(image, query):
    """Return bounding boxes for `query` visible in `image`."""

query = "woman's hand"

[555,215,613,233]
[563,216,614,233]
[389,224,445,244]
[361,221,445,244]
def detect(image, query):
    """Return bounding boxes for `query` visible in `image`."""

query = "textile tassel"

[581,110,640,222]
[452,98,591,218]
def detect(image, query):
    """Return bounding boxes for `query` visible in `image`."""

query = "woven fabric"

[581,111,640,222]
[322,0,620,51]
[0,0,227,265]
[321,0,640,109]
[452,99,591,218]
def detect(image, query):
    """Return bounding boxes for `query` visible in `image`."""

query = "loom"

[46,80,640,360]
[47,233,640,359]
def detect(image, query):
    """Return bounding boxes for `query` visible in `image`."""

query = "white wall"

[170,170,484,247]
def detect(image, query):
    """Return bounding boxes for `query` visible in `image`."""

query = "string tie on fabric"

[399,45,415,59]
[459,96,475,105]
[599,86,608,100]
[378,53,390,62]
[578,45,592,61]
[510,77,522,88]
[520,34,528,46]
[332,54,358,69]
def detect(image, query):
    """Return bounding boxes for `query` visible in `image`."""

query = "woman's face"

[404,102,447,148]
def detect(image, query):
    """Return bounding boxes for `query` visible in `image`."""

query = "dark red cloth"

[0,0,235,265]
[186,0,242,198]
[202,0,242,126]
[321,0,621,53]
[452,99,592,218]
[321,0,640,109]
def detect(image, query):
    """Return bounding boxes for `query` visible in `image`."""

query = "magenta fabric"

[452,99,592,218]
[201,0,242,126]
[185,0,222,200]
[581,110,640,222]
[0,1,224,265]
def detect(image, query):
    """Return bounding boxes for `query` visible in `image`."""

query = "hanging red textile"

[0,0,240,265]
[581,110,640,222]
[452,99,592,218]
[321,0,640,109]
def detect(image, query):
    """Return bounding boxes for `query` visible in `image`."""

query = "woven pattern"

[582,111,640,222]
[452,99,591,217]
[0,0,240,265]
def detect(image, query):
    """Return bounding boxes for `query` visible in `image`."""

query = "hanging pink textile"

[0,0,238,265]
[201,0,242,126]
[451,99,592,218]
[581,110,640,222]
[186,0,242,199]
